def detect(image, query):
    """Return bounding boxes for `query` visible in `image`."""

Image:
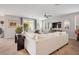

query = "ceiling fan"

[44,13,52,18]
[43,4,62,18]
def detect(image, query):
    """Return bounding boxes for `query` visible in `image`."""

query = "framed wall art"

[8,20,17,28]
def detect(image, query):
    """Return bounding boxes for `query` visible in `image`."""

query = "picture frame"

[8,20,17,28]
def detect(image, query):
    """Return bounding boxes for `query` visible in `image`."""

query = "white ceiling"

[0,4,79,20]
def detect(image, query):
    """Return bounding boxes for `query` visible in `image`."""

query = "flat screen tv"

[52,22,61,28]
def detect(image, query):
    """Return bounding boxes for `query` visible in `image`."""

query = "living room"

[0,4,79,55]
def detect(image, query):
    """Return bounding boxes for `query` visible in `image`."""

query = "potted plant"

[75,29,79,41]
[15,26,22,34]
[15,25,23,43]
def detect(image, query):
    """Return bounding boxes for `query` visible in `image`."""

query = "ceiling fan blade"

[43,12,52,18]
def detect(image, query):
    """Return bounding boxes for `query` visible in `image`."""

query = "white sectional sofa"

[24,32,68,55]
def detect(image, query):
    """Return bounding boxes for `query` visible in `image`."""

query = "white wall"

[75,15,79,29]
[58,15,76,39]
[4,15,20,39]
[42,12,79,39]
[0,16,4,38]
[42,17,62,33]
[3,15,36,39]
[0,16,4,30]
